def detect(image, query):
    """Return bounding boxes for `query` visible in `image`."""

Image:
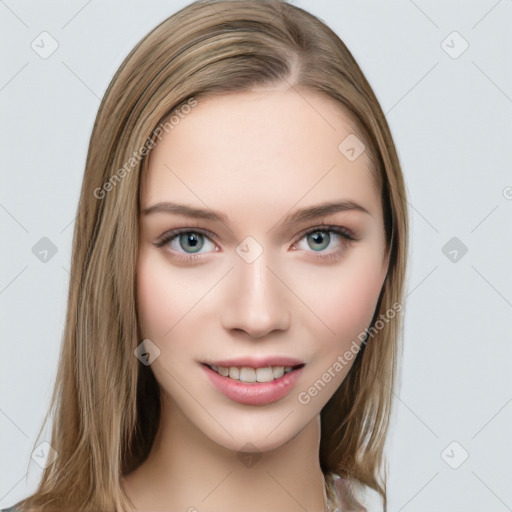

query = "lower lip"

[201,364,304,406]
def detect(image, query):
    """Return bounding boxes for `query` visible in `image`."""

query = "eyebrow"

[143,200,372,226]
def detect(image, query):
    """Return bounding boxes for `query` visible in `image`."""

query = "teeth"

[240,367,257,382]
[218,367,229,377]
[272,366,285,379]
[210,365,296,383]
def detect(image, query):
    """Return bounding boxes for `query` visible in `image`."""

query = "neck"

[122,393,329,512]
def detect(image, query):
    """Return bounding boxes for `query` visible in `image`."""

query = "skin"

[122,83,389,512]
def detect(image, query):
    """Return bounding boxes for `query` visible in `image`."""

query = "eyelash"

[154,224,356,263]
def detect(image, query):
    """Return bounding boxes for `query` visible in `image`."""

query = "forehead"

[141,87,381,225]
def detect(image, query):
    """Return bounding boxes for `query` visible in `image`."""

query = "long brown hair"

[15,1,408,510]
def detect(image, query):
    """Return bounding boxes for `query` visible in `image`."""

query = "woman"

[3,0,408,510]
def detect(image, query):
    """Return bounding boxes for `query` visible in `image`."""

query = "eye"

[154,224,356,263]
[291,225,356,262]
[154,228,218,261]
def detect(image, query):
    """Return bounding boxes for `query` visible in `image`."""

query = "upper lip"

[203,356,305,369]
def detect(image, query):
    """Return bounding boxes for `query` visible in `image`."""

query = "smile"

[207,364,303,383]
[201,363,305,406]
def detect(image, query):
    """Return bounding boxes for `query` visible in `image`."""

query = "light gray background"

[1,1,511,510]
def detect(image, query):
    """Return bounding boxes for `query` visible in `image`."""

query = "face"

[137,85,389,453]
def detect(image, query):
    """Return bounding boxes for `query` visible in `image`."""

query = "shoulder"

[326,472,384,512]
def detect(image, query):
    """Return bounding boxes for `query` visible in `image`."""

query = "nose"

[220,252,290,338]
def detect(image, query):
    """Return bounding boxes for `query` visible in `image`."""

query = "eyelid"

[155,223,356,245]
[295,223,357,242]
[153,225,220,248]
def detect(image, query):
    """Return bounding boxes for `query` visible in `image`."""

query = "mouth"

[201,362,306,406]
[203,363,305,384]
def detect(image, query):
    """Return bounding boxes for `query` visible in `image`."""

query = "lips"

[202,362,305,405]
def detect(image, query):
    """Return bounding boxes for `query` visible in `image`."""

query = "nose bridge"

[221,247,290,337]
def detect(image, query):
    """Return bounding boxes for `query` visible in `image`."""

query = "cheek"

[137,250,190,340]
[137,249,225,342]
[333,269,382,333]
[295,251,386,347]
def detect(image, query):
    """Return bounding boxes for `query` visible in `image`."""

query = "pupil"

[309,231,329,251]
[181,233,203,253]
